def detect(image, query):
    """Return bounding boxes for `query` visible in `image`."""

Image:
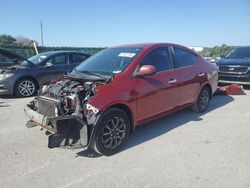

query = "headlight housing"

[85,103,100,115]
[0,73,15,80]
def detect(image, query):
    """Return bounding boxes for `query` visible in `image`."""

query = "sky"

[0,0,249,47]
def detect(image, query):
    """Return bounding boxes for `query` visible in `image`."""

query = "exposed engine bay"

[25,73,112,149]
[38,79,96,117]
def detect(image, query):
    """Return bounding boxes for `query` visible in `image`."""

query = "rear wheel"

[15,78,37,97]
[91,108,130,156]
[192,86,210,113]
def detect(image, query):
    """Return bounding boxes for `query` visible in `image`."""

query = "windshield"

[226,47,250,59]
[27,54,49,64]
[74,47,141,75]
[21,52,53,66]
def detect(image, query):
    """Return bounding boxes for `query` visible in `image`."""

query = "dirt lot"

[0,91,250,188]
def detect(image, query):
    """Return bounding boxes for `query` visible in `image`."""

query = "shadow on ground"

[0,94,20,99]
[0,101,10,107]
[77,95,234,157]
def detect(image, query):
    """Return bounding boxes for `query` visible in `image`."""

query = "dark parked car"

[217,46,250,85]
[0,49,90,97]
[24,43,218,155]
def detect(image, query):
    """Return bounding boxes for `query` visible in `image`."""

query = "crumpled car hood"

[0,64,26,74]
[0,48,32,68]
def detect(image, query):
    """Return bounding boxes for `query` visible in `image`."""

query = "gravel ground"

[0,91,250,188]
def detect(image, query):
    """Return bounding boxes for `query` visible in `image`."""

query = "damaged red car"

[24,43,218,155]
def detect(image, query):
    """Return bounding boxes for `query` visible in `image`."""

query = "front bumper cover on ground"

[24,106,89,148]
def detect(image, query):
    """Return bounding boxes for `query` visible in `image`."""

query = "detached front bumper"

[24,105,89,148]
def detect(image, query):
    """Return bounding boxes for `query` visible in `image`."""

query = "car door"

[170,47,201,106]
[135,47,180,123]
[68,53,89,73]
[39,53,69,84]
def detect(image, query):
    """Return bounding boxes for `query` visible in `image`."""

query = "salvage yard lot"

[0,91,250,188]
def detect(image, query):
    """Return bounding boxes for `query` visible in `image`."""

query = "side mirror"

[134,65,156,77]
[45,62,53,68]
[220,54,226,58]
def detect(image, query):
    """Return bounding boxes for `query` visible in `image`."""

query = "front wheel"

[91,108,130,156]
[192,86,210,113]
[15,78,37,97]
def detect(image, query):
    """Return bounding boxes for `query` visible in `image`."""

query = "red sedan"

[24,43,218,155]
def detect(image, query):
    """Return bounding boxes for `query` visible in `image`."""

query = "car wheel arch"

[198,83,212,101]
[104,103,135,133]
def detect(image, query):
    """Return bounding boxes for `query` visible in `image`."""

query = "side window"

[173,47,197,68]
[140,47,172,72]
[70,54,88,63]
[52,54,67,65]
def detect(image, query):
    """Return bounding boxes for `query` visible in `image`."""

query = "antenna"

[40,20,44,46]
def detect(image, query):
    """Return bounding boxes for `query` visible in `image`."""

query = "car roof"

[38,51,87,56]
[236,46,250,49]
[112,43,198,55]
[113,43,189,50]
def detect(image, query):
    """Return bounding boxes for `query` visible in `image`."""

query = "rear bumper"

[24,105,89,148]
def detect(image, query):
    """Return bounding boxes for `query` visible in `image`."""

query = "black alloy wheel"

[15,78,37,97]
[91,108,130,156]
[192,86,210,113]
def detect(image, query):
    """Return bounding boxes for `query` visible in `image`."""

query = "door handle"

[168,79,177,84]
[198,73,205,77]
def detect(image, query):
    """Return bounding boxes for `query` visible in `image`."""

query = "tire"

[15,78,38,97]
[91,108,130,156]
[192,86,210,113]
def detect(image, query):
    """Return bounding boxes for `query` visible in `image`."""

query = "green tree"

[15,36,39,46]
[200,45,235,58]
[0,34,16,45]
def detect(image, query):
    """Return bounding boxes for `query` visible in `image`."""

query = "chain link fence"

[0,45,104,58]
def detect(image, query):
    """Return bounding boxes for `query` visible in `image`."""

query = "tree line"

[0,34,236,58]
[200,44,235,58]
[0,34,38,46]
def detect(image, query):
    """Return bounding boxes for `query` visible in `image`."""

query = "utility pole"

[40,20,44,46]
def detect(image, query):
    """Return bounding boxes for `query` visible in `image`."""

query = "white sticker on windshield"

[113,70,122,74]
[40,55,47,59]
[118,52,136,58]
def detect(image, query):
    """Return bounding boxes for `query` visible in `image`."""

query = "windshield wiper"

[74,69,107,78]
[66,69,112,82]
